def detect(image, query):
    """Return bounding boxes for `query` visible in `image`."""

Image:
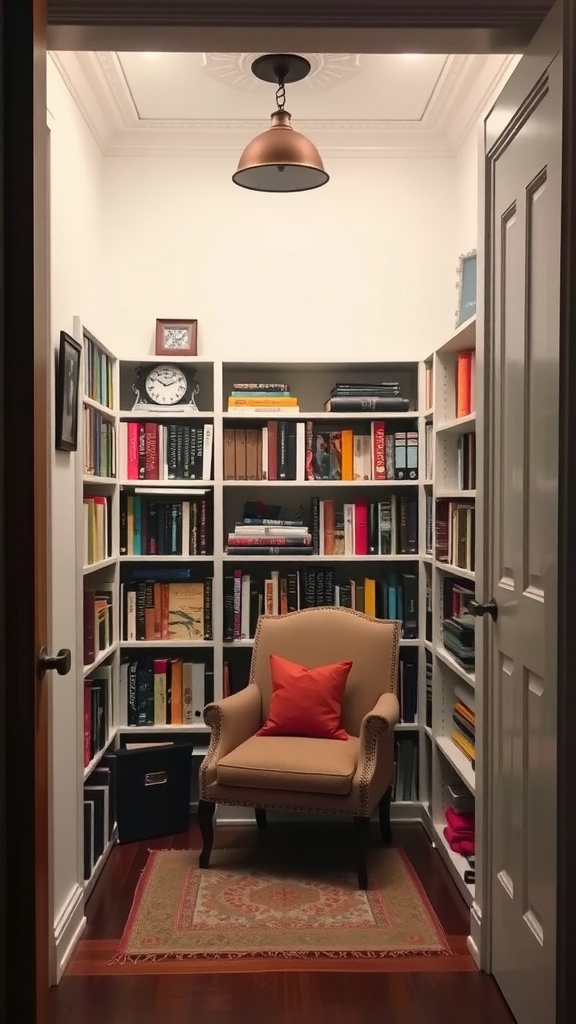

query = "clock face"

[145,364,188,405]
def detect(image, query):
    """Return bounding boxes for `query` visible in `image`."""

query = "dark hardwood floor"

[47,821,517,1024]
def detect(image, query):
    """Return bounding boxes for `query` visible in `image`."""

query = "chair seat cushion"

[216,734,360,796]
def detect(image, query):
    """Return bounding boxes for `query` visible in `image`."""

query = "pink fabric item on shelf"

[445,806,475,832]
[443,826,475,857]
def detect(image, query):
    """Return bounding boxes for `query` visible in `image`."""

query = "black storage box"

[114,742,193,843]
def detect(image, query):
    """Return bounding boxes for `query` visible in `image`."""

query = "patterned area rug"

[114,845,452,963]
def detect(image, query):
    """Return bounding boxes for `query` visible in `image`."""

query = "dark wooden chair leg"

[255,807,267,829]
[379,787,393,844]
[353,816,370,890]
[198,799,216,868]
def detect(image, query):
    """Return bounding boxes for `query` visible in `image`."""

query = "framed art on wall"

[55,330,82,451]
[455,250,477,327]
[155,318,198,356]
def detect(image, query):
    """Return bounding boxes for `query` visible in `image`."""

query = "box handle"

[145,770,168,786]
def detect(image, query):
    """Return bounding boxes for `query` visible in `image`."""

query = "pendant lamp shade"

[233,110,329,193]
[232,54,329,193]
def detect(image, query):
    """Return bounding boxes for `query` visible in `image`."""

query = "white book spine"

[118,421,127,482]
[261,427,268,479]
[240,573,251,638]
[191,662,205,722]
[296,421,306,481]
[181,501,190,557]
[182,662,194,724]
[202,423,214,480]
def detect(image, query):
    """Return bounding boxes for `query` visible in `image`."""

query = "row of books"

[83,766,114,881]
[122,577,213,642]
[323,380,410,414]
[435,499,475,572]
[424,421,433,479]
[456,433,476,490]
[223,567,418,641]
[311,495,417,556]
[442,578,475,671]
[452,684,475,768]
[83,588,113,666]
[121,656,211,727]
[223,422,418,482]
[119,490,213,556]
[83,494,112,566]
[392,737,419,801]
[84,406,116,479]
[83,667,112,767]
[83,332,114,410]
[120,420,214,481]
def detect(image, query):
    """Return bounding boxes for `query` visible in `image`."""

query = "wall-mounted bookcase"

[72,315,480,953]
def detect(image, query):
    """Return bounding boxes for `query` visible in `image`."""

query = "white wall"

[48,54,107,977]
[102,154,458,363]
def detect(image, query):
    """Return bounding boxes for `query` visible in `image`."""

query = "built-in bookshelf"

[421,315,477,915]
[72,315,480,940]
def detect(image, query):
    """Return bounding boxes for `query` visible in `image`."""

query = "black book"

[325,396,410,412]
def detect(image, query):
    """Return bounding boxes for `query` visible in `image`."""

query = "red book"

[372,421,386,479]
[127,422,140,479]
[145,422,159,479]
[456,352,473,418]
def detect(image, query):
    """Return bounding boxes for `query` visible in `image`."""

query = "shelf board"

[435,735,476,793]
[83,475,117,486]
[421,553,433,563]
[83,642,118,678]
[119,554,213,562]
[118,479,213,488]
[425,725,432,739]
[119,409,214,419]
[435,412,476,436]
[395,721,420,731]
[432,821,475,907]
[84,827,118,901]
[424,639,434,653]
[223,479,420,488]
[223,637,420,648]
[435,489,476,499]
[423,408,434,419]
[83,556,117,575]
[435,645,476,687]
[434,560,475,581]
[117,723,210,734]
[222,410,418,420]
[83,395,116,420]
[422,479,433,486]
[222,553,418,563]
[436,315,476,356]
[120,640,214,648]
[83,732,116,780]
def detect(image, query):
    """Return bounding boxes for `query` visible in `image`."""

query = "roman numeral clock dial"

[145,365,188,405]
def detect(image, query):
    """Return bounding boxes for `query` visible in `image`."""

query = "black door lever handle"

[38,646,72,678]
[467,598,498,622]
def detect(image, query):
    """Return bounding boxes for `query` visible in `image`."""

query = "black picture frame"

[56,330,82,451]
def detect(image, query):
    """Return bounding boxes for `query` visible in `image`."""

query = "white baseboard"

[52,883,86,983]
[211,802,428,826]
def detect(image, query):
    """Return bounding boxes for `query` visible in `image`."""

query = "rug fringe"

[109,947,453,965]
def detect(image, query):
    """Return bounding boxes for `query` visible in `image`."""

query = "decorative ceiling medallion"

[201,53,362,91]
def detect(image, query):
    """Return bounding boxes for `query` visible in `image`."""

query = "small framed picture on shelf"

[455,250,477,327]
[155,318,198,356]
[55,330,82,451]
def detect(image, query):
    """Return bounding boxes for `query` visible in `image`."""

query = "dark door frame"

[3,3,574,1023]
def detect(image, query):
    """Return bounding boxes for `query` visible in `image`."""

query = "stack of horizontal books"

[323,381,410,413]
[226,516,312,556]
[227,382,299,414]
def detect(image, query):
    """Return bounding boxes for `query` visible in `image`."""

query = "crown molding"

[50,48,514,157]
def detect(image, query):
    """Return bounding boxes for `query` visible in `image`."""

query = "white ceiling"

[50,50,517,157]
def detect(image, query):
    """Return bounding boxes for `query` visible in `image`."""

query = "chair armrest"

[200,685,262,796]
[353,692,400,815]
[360,691,400,741]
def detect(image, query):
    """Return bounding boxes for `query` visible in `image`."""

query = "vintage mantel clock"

[131,363,200,412]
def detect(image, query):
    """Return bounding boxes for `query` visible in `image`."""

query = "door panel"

[485,39,561,1024]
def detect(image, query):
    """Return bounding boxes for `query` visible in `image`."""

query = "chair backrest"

[248,607,401,736]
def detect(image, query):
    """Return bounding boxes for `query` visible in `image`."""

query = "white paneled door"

[481,11,561,1024]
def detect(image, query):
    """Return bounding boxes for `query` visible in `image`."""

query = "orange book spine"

[228,396,298,406]
[456,352,473,417]
[341,429,354,480]
[170,659,183,725]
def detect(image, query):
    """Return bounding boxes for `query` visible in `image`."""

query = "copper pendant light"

[232,54,329,193]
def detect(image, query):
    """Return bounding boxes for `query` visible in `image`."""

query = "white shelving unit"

[71,319,482,958]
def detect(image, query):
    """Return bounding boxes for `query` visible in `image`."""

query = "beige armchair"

[198,607,401,889]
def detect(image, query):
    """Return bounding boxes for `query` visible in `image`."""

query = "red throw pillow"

[257,654,352,740]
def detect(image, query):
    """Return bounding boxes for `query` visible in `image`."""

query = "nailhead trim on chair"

[199,703,223,799]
